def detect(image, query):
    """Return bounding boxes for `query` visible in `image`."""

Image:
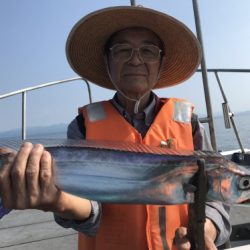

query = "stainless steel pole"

[84,80,92,103]
[215,72,245,153]
[22,91,27,140]
[192,0,217,151]
[130,0,136,6]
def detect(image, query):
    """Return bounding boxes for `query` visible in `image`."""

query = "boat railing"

[197,69,250,154]
[0,69,250,153]
[0,77,92,140]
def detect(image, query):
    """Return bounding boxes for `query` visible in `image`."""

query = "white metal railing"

[197,69,250,154]
[1,69,250,149]
[0,77,92,140]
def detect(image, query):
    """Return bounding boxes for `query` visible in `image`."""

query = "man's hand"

[174,218,218,250]
[0,142,61,211]
[0,142,92,221]
[204,218,218,250]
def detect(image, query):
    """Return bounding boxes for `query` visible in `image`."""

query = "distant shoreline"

[1,111,250,150]
[2,110,250,135]
[0,124,67,139]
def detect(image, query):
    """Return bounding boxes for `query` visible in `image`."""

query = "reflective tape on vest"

[86,102,106,122]
[173,101,192,123]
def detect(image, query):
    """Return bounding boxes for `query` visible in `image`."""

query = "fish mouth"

[241,199,250,204]
[236,198,250,205]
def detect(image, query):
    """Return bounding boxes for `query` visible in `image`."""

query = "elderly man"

[0,6,230,250]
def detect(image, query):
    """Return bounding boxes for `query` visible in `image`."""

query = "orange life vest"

[78,98,194,250]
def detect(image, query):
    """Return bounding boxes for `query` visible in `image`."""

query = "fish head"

[234,165,250,204]
[207,161,250,204]
[222,174,250,204]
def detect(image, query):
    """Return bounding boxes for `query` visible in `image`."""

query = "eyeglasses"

[109,44,162,63]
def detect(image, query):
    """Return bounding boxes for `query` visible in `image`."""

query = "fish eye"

[239,176,250,190]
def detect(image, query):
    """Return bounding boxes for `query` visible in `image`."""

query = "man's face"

[107,28,163,98]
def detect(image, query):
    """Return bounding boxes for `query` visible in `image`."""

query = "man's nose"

[127,49,144,65]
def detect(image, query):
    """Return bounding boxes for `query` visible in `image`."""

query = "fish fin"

[75,139,194,155]
[0,138,194,156]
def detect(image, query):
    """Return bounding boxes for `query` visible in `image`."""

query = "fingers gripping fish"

[0,139,250,219]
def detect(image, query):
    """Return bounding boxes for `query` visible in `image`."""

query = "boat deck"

[0,210,77,250]
[0,206,250,249]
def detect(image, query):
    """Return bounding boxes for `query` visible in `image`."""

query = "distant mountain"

[0,123,67,139]
[235,110,250,116]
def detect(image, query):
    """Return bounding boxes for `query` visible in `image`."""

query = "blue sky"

[1,0,250,132]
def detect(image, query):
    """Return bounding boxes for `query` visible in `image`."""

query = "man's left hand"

[174,218,217,250]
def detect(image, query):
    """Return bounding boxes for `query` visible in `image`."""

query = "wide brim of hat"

[66,6,201,90]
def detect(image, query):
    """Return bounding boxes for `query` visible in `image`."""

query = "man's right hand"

[0,142,92,221]
[0,142,61,211]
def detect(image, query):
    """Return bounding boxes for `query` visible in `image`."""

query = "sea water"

[0,111,249,151]
[212,111,250,151]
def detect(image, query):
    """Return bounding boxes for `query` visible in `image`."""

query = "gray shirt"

[55,93,231,246]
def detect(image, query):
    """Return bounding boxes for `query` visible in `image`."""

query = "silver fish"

[0,139,250,219]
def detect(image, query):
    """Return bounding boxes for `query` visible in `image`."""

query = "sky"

[1,0,250,133]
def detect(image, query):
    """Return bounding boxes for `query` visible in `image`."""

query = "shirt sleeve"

[54,200,101,236]
[67,115,86,139]
[54,116,102,236]
[192,114,213,151]
[192,114,232,246]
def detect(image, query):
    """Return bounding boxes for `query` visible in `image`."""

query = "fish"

[0,138,250,219]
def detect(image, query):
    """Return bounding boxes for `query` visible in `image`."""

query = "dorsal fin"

[0,138,194,156]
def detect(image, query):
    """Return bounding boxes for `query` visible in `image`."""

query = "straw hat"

[66,6,201,89]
